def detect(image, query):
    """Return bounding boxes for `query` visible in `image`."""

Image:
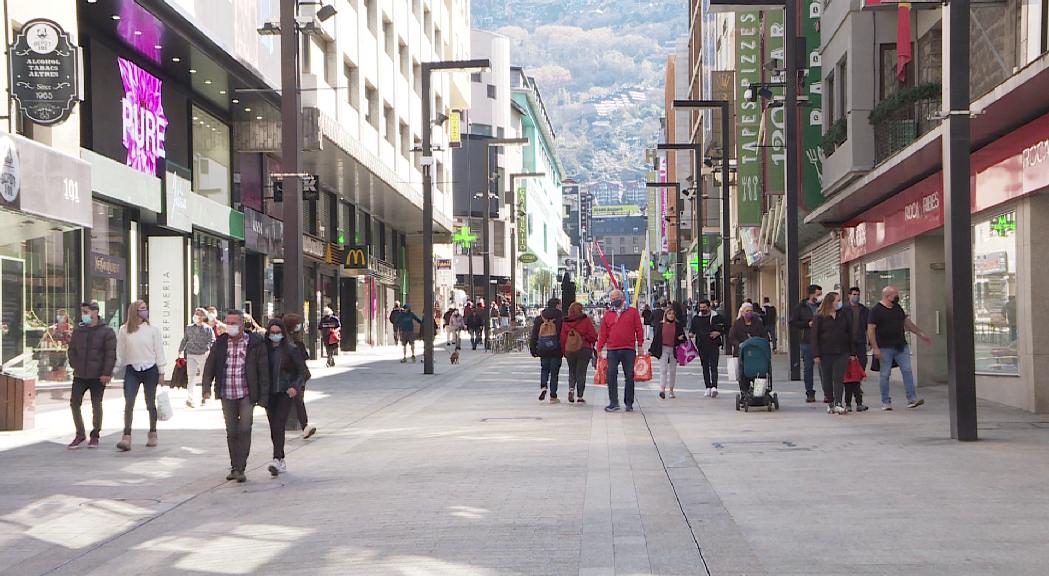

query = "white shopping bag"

[752,377,768,398]
[156,388,174,421]
[727,357,739,381]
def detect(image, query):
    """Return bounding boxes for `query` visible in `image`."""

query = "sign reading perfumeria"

[119,57,168,176]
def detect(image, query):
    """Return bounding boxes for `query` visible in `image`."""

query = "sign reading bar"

[9,19,79,125]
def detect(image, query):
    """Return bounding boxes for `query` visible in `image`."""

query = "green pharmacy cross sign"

[688,254,711,272]
[990,213,1016,237]
[662,270,674,281]
[452,224,478,249]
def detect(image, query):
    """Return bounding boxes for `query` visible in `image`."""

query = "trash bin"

[0,374,36,431]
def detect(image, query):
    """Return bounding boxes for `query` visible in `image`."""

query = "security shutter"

[807,233,842,292]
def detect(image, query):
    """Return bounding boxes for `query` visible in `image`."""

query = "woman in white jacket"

[116,300,166,451]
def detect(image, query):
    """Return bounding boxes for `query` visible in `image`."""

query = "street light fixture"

[422,59,491,375]
[646,179,683,304]
[658,142,705,302]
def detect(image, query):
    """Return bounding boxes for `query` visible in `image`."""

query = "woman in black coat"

[650,302,687,399]
[810,291,859,414]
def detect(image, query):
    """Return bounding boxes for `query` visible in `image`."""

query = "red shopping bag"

[633,353,653,382]
[594,357,608,386]
[844,356,866,383]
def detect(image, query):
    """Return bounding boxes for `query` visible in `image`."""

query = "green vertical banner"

[803,0,824,209]
[735,11,763,226]
[763,10,786,196]
[517,186,528,253]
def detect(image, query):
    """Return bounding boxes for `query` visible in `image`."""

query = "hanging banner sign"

[735,11,763,226]
[517,186,528,253]
[9,19,79,125]
[763,10,786,196]
[449,110,462,148]
[803,0,825,209]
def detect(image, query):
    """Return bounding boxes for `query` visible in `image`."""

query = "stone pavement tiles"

[1,345,1048,575]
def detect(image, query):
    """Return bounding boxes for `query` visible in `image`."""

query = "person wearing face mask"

[844,287,870,411]
[689,299,729,397]
[595,288,645,412]
[66,302,116,449]
[789,284,823,402]
[178,307,216,408]
[115,300,166,451]
[728,303,769,394]
[202,310,271,482]
[263,318,307,476]
[206,306,227,337]
[283,314,316,439]
[649,301,686,399]
[868,286,931,410]
[811,292,860,414]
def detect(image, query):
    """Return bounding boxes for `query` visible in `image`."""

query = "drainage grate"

[480,417,543,422]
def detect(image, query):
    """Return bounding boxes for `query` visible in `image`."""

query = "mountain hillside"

[472,0,688,187]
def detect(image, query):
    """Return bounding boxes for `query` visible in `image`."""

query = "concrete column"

[1010,194,1049,412]
[911,235,948,386]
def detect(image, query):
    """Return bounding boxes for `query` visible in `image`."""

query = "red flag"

[897,2,912,82]
[592,241,620,290]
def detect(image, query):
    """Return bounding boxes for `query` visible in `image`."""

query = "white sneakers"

[302,425,317,439]
[704,388,711,397]
[711,387,718,398]
[268,458,287,476]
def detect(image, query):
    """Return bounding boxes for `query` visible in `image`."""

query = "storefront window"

[191,105,231,205]
[864,250,912,313]
[88,201,128,329]
[973,211,1018,375]
[192,231,230,312]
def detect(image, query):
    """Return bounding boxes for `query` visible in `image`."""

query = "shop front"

[303,234,342,356]
[343,244,400,349]
[841,110,1049,412]
[0,133,92,383]
[243,208,283,322]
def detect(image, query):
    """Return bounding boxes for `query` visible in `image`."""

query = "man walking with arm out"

[202,310,271,482]
[66,302,116,449]
[596,289,645,412]
[867,286,932,411]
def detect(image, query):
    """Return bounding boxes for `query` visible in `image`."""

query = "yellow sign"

[449,110,462,148]
[592,204,641,218]
[344,245,368,269]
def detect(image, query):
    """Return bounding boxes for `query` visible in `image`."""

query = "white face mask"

[226,324,241,337]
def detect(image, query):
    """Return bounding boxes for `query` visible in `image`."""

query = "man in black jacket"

[845,287,870,367]
[202,310,271,483]
[529,298,564,403]
[66,301,117,449]
[761,297,778,350]
[789,284,822,402]
[689,299,729,397]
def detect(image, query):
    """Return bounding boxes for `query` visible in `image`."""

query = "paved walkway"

[1,344,1048,575]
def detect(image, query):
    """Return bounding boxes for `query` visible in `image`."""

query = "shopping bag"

[156,388,174,421]
[844,356,866,383]
[594,357,608,386]
[633,353,653,382]
[170,358,188,389]
[727,356,739,381]
[675,340,699,366]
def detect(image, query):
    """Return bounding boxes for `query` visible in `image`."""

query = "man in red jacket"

[596,289,645,412]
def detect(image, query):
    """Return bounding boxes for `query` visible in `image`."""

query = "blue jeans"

[123,365,159,435]
[540,356,562,397]
[878,345,917,405]
[800,342,815,395]
[606,349,637,407]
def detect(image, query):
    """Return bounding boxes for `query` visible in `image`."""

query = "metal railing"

[873,96,941,164]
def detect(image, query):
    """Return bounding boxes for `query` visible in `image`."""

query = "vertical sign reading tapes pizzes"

[9,19,79,125]
[735,10,763,227]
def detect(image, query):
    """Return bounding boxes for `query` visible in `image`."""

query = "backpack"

[565,326,583,354]
[537,317,559,353]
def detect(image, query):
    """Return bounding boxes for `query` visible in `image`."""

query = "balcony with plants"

[869,82,942,164]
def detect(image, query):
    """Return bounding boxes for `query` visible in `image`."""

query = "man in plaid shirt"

[203,310,270,483]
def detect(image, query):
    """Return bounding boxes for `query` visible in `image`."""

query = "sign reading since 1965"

[9,19,79,125]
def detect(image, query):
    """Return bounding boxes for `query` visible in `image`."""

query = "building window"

[836,57,848,118]
[191,105,231,205]
[544,223,548,253]
[344,60,360,109]
[413,60,422,96]
[383,19,394,58]
[487,84,496,99]
[471,72,482,82]
[89,201,129,329]
[399,41,409,78]
[973,211,1018,375]
[365,0,377,35]
[400,121,410,159]
[435,160,444,193]
[879,44,914,100]
[424,7,432,41]
[435,28,443,56]
[384,104,396,145]
[323,39,336,86]
[825,71,836,123]
[365,83,379,128]
[192,231,231,313]
[494,220,506,258]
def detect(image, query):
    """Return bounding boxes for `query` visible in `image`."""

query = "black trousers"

[699,345,720,388]
[266,392,293,459]
[71,377,105,438]
[294,384,309,428]
[565,349,592,397]
[819,354,848,406]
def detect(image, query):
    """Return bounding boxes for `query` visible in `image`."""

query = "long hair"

[736,302,753,320]
[125,300,147,333]
[283,313,306,344]
[567,302,584,317]
[816,292,840,317]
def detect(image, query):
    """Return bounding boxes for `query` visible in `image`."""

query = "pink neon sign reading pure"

[119,57,167,175]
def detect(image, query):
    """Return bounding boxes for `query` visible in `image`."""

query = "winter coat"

[67,322,117,380]
[689,312,729,349]
[529,306,564,358]
[596,306,644,353]
[789,299,819,343]
[201,333,271,406]
[728,316,768,357]
[395,311,422,333]
[266,340,308,395]
[810,311,860,358]
[560,313,598,354]
[179,322,215,356]
[649,318,686,359]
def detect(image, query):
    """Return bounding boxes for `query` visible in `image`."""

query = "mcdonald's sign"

[344,245,368,270]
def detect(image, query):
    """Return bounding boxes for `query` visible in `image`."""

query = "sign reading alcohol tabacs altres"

[9,19,79,125]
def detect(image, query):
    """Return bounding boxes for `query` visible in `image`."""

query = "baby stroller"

[735,336,779,412]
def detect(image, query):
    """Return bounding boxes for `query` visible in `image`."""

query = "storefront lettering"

[904,200,922,221]
[119,57,167,176]
[922,191,940,214]
[1022,137,1049,169]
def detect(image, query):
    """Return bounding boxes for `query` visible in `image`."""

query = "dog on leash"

[450,349,460,364]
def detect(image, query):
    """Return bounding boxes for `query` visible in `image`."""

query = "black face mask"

[892,296,901,305]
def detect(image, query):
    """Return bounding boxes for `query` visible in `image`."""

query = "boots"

[116,434,132,452]
[146,431,158,447]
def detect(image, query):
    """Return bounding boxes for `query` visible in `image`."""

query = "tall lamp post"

[671,100,732,336]
[656,142,705,301]
[422,59,490,375]
[508,171,545,316]
[645,180,683,303]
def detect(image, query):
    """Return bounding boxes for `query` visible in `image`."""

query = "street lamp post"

[645,179,682,303]
[422,59,490,375]
[671,100,732,336]
[278,0,305,318]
